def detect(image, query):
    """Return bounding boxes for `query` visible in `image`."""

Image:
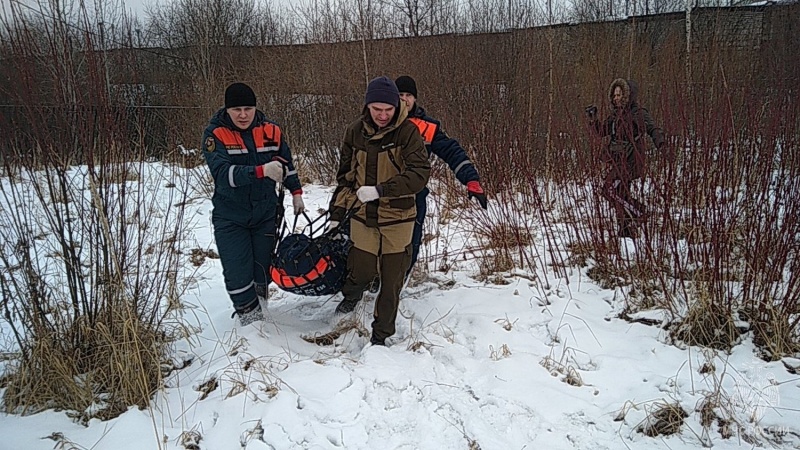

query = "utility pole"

[685,0,692,95]
[98,21,111,99]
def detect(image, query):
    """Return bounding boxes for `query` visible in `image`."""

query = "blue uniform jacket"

[408,105,480,186]
[202,108,302,218]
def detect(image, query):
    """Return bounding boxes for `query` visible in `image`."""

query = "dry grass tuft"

[586,262,628,289]
[301,319,368,346]
[613,400,638,422]
[743,305,800,361]
[189,248,219,267]
[540,354,584,387]
[178,429,202,450]
[480,221,534,251]
[473,219,535,279]
[625,281,664,312]
[489,344,512,361]
[196,377,218,401]
[636,402,688,437]
[408,341,433,352]
[477,252,516,279]
[41,432,87,450]
[564,241,593,267]
[467,438,482,450]
[404,264,429,288]
[671,291,741,351]
[3,305,169,423]
[240,420,266,447]
[696,394,734,439]
[697,396,718,428]
[494,316,518,331]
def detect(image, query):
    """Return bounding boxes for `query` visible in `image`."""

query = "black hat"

[395,75,417,97]
[364,76,400,107]
[224,82,257,108]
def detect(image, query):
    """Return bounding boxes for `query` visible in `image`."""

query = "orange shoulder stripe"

[213,128,245,147]
[409,118,436,144]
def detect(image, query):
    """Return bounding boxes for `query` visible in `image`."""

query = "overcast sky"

[0,0,294,22]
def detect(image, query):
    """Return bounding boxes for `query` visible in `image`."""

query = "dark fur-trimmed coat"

[591,79,665,179]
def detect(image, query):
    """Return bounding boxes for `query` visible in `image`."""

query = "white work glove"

[261,161,284,182]
[292,194,305,215]
[356,186,380,203]
[326,220,340,232]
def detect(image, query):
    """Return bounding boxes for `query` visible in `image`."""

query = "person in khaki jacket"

[327,76,431,346]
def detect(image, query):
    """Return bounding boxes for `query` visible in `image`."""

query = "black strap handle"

[323,197,359,237]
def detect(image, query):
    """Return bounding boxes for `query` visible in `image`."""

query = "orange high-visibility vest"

[212,123,282,155]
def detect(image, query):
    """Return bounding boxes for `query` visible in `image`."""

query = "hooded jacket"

[593,79,665,179]
[329,103,430,228]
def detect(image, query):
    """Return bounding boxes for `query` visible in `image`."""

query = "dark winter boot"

[370,335,386,346]
[231,298,264,326]
[335,296,360,315]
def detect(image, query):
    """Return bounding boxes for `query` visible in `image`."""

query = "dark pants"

[407,187,429,277]
[600,171,647,233]
[341,246,412,341]
[212,207,276,310]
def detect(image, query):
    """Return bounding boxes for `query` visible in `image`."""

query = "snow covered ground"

[1,168,798,450]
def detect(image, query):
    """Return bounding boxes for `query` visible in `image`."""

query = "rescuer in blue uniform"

[202,82,305,325]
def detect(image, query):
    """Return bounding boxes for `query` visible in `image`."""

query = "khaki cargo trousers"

[340,219,413,341]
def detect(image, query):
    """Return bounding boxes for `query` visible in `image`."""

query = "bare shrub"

[0,4,192,423]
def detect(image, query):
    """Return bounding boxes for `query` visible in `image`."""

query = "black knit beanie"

[394,76,417,97]
[224,83,257,108]
[364,76,400,107]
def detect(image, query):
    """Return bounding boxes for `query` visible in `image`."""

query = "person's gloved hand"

[585,105,598,120]
[467,181,488,209]
[260,161,284,182]
[326,220,340,232]
[292,194,305,215]
[356,186,380,203]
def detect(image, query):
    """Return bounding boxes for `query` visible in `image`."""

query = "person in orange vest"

[395,75,487,277]
[202,82,305,325]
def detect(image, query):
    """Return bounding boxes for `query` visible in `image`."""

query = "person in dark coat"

[394,75,487,276]
[202,82,305,325]
[327,76,430,346]
[587,78,665,238]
